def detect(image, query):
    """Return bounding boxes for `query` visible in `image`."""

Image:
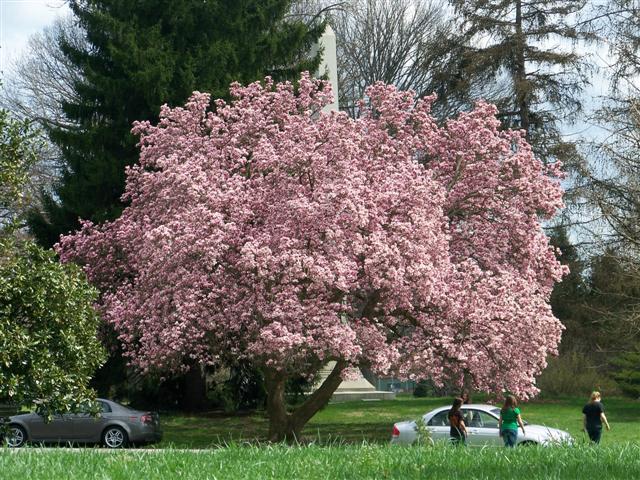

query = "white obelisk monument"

[316,25,340,113]
[310,25,395,402]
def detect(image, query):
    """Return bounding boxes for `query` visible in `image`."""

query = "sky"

[0,0,70,74]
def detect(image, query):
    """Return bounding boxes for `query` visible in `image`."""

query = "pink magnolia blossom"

[58,73,565,401]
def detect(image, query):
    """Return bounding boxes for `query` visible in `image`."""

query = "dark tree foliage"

[29,0,324,247]
[450,0,591,165]
[587,252,640,354]
[612,351,640,398]
[548,226,588,353]
[549,234,640,359]
[545,230,640,396]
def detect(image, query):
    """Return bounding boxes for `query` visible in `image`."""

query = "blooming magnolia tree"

[58,74,566,441]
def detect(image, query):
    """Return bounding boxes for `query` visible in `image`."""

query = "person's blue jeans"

[587,427,602,444]
[502,429,518,447]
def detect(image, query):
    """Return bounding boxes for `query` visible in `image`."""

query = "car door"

[426,410,451,443]
[28,413,75,441]
[71,401,110,440]
[463,409,501,446]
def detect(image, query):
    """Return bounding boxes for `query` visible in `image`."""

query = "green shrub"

[0,238,106,417]
[412,381,430,397]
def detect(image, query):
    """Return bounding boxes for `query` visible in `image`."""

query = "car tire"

[6,425,27,448]
[102,426,128,449]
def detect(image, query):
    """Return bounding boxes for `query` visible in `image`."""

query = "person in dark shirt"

[448,397,467,445]
[582,391,611,444]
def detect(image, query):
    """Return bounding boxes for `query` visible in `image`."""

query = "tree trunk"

[264,360,347,443]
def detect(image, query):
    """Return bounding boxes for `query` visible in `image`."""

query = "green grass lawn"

[4,396,639,479]
[3,443,640,479]
[158,395,640,448]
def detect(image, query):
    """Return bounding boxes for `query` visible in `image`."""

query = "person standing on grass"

[582,391,610,444]
[448,397,468,446]
[498,395,525,447]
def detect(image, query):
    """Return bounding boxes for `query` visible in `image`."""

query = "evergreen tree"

[548,226,588,352]
[612,351,640,398]
[29,0,323,247]
[450,0,591,165]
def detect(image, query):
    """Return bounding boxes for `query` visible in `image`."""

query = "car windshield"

[490,408,500,417]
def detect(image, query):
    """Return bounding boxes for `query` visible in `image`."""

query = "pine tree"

[450,0,591,165]
[28,0,323,247]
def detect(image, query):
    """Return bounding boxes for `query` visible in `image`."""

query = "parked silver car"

[391,404,573,446]
[6,398,162,448]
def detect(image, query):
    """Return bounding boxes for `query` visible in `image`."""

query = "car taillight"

[392,425,400,437]
[140,414,153,424]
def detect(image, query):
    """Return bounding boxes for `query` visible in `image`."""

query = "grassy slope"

[159,395,640,448]
[3,444,640,480]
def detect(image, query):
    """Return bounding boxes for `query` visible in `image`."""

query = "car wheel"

[6,425,27,448]
[102,426,128,448]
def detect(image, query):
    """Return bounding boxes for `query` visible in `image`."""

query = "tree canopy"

[0,110,38,231]
[0,109,104,416]
[0,239,105,417]
[59,74,565,440]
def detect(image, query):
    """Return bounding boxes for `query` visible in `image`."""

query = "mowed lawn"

[4,444,640,480]
[158,395,640,448]
[4,396,640,480]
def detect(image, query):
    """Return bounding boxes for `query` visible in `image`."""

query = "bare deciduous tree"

[1,15,85,131]
[294,0,478,119]
[576,0,640,254]
[582,92,640,253]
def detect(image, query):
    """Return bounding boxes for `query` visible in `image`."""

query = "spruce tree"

[450,0,590,165]
[29,0,323,247]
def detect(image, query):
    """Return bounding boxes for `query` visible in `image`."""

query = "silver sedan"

[391,403,573,446]
[6,398,162,448]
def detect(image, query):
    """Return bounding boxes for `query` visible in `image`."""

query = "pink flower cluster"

[57,73,565,397]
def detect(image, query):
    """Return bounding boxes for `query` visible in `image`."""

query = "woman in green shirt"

[498,395,526,447]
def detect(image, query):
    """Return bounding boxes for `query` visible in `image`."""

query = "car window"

[427,411,450,427]
[478,412,499,428]
[465,409,499,428]
[99,401,112,413]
